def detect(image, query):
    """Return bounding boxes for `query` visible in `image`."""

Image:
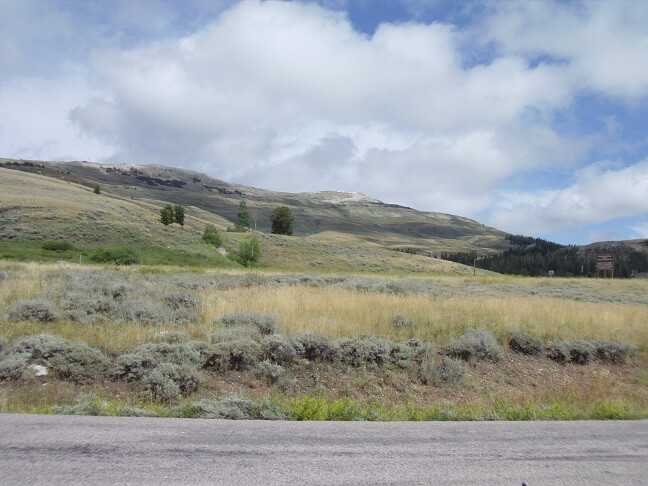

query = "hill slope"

[0,163,494,274]
[0,158,510,257]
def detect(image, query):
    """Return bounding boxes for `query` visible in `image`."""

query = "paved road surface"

[0,414,646,485]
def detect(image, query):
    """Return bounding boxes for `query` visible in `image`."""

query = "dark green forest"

[441,235,648,278]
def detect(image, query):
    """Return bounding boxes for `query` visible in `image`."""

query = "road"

[0,414,646,485]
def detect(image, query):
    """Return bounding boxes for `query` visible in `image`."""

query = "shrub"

[10,334,69,360]
[47,343,111,384]
[90,247,140,265]
[164,293,199,310]
[41,240,74,251]
[0,270,8,281]
[392,313,417,328]
[403,338,436,363]
[112,342,203,381]
[508,331,543,355]
[160,205,174,225]
[204,339,263,371]
[173,205,185,226]
[264,334,302,364]
[257,360,284,384]
[336,336,393,367]
[445,329,502,362]
[389,342,416,369]
[547,340,596,365]
[202,224,223,247]
[292,333,339,362]
[217,311,281,335]
[7,299,61,322]
[0,352,31,380]
[210,396,254,420]
[593,341,632,364]
[0,336,8,354]
[418,360,440,385]
[237,236,261,267]
[440,356,464,384]
[142,363,202,403]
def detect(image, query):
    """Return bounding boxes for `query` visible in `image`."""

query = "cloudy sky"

[1,0,647,244]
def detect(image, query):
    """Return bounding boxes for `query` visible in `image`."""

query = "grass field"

[1,262,646,420]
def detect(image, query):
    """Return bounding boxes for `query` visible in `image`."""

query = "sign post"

[596,255,614,279]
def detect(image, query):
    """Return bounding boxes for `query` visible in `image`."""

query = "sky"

[1,0,647,245]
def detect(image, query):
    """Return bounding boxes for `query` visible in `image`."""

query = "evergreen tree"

[93,183,101,194]
[173,205,185,226]
[160,205,174,225]
[235,201,250,231]
[270,206,294,235]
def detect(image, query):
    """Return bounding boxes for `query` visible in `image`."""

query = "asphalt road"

[0,414,646,485]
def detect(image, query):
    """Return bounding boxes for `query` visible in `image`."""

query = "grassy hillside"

[0,166,489,275]
[0,158,511,256]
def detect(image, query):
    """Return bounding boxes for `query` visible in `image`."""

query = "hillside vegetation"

[0,263,646,420]
[0,164,493,275]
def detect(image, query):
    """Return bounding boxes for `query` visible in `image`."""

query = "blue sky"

[1,0,647,244]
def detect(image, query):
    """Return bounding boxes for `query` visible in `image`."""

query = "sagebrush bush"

[142,362,202,403]
[440,356,464,384]
[112,342,203,381]
[418,360,440,385]
[257,360,284,384]
[47,343,111,384]
[7,299,61,322]
[402,338,436,364]
[0,336,8,354]
[217,311,281,335]
[336,336,393,367]
[0,270,9,281]
[164,293,199,310]
[508,331,543,355]
[445,328,502,362]
[292,333,339,362]
[391,313,417,328]
[0,352,31,380]
[191,396,255,420]
[593,341,632,364]
[547,340,596,365]
[51,271,199,325]
[10,334,69,360]
[264,334,302,364]
[204,339,263,371]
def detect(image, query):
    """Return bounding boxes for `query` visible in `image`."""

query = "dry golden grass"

[200,285,648,347]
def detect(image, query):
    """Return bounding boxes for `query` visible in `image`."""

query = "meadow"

[1,262,646,420]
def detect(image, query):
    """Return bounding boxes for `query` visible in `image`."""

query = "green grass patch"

[0,239,239,268]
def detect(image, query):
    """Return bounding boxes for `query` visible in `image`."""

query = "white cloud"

[2,0,647,242]
[482,0,648,99]
[489,158,648,234]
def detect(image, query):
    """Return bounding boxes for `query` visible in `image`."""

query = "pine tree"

[173,205,185,226]
[160,205,174,225]
[235,201,250,231]
[93,183,101,194]
[270,206,294,235]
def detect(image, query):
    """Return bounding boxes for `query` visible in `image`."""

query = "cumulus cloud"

[489,158,648,235]
[2,0,647,242]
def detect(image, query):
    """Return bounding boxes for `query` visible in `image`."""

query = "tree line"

[440,235,648,278]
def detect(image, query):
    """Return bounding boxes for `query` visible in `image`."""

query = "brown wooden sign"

[596,254,614,278]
